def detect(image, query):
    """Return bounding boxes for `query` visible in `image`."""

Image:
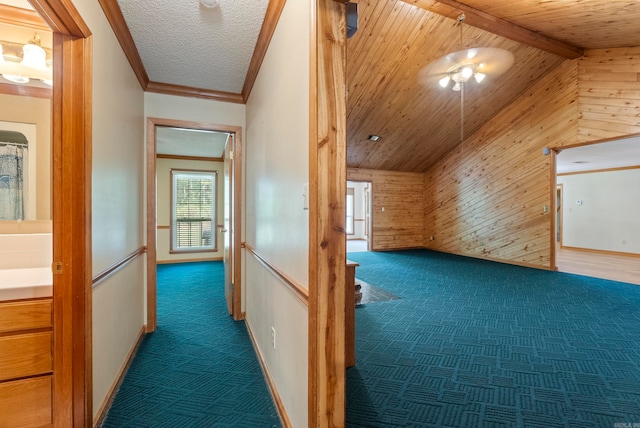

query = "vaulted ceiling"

[346,0,640,172]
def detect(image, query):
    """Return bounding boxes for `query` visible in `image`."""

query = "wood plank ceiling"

[346,0,640,173]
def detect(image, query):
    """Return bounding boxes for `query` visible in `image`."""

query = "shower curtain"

[0,144,26,220]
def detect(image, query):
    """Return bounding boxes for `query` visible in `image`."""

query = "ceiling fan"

[419,14,515,141]
[421,46,514,92]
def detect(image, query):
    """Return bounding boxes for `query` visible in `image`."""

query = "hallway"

[102,261,280,427]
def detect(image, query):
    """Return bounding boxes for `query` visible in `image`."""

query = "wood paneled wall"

[423,60,579,268]
[422,47,640,269]
[578,47,640,142]
[348,168,424,250]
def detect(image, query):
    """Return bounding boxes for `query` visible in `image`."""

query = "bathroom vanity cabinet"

[0,298,53,427]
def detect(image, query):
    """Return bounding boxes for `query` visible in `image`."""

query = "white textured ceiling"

[117,0,269,93]
[157,127,228,158]
[557,136,640,174]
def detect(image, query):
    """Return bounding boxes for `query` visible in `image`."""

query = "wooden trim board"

[0,83,52,99]
[245,320,292,428]
[560,246,640,259]
[156,154,223,162]
[92,246,147,288]
[244,243,309,306]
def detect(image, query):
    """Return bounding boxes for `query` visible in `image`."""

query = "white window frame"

[170,169,217,253]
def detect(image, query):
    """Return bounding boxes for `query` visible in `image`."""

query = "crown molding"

[146,81,244,104]
[241,0,287,103]
[96,0,149,89]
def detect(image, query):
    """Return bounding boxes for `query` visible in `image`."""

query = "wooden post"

[309,0,347,426]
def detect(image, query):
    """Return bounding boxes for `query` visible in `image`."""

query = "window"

[171,170,217,252]
[346,187,355,235]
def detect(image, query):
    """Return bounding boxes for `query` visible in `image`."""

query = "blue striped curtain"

[0,144,25,220]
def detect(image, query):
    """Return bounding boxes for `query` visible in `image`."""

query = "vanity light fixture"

[0,33,53,86]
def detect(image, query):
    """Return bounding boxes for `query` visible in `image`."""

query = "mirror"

[0,10,52,231]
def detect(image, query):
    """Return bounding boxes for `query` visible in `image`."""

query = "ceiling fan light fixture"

[438,76,450,88]
[474,72,486,83]
[452,82,461,92]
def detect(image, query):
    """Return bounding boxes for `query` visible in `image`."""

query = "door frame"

[346,179,373,251]
[25,0,94,425]
[146,117,244,331]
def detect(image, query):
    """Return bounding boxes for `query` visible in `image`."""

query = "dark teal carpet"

[102,261,281,427]
[346,250,640,427]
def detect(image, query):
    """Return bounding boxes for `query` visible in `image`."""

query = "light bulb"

[452,82,461,91]
[21,34,48,71]
[474,72,486,83]
[461,66,474,80]
[439,76,450,88]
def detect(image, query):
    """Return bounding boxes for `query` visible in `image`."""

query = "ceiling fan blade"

[419,47,514,85]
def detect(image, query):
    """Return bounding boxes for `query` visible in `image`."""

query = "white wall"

[144,93,245,128]
[156,158,224,263]
[244,0,310,425]
[71,0,146,418]
[558,168,640,254]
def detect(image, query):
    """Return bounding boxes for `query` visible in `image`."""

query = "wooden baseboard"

[245,320,292,428]
[92,326,146,427]
[156,257,223,264]
[425,247,553,271]
[561,245,640,259]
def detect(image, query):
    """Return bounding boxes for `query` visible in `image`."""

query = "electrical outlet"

[271,326,276,349]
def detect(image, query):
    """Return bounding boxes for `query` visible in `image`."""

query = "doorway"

[346,180,372,253]
[553,134,640,285]
[146,118,244,330]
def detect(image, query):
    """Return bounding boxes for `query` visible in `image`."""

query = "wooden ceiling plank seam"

[347,0,416,103]
[404,0,583,58]
[346,0,403,75]
[96,0,149,90]
[347,14,438,147]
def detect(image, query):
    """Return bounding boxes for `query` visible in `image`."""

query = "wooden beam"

[309,0,347,426]
[405,0,584,59]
